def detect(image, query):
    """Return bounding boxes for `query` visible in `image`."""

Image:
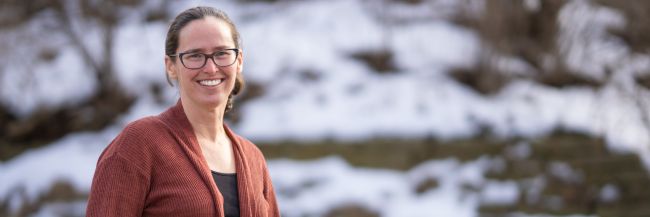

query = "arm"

[86,153,150,217]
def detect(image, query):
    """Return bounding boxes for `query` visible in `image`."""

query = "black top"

[211,171,240,217]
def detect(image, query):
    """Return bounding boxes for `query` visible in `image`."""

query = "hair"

[165,6,244,113]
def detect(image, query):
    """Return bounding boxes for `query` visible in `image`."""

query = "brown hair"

[165,6,244,112]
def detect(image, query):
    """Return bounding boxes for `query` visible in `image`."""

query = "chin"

[200,96,228,109]
[181,93,226,110]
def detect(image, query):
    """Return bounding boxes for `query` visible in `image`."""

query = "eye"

[213,50,232,59]
[184,53,204,61]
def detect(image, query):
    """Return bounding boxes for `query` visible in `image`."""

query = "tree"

[0,0,168,160]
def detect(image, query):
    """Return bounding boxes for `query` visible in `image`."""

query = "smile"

[198,79,223,86]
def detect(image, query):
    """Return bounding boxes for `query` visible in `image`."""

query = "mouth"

[197,79,223,87]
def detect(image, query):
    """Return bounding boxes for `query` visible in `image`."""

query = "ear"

[165,55,178,82]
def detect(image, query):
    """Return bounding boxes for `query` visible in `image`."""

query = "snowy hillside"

[1,0,649,216]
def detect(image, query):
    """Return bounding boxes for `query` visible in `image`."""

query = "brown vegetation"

[450,0,612,94]
[324,204,380,217]
[351,49,400,74]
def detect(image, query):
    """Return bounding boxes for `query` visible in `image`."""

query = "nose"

[203,56,220,73]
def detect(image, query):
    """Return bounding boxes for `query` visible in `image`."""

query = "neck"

[181,99,227,142]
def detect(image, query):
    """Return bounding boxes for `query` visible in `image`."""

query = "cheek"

[177,68,199,81]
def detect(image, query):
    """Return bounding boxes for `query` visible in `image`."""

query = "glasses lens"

[213,50,237,66]
[182,53,206,69]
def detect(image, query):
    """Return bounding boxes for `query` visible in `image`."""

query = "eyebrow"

[180,46,234,54]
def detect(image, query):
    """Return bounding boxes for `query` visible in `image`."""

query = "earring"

[226,95,234,112]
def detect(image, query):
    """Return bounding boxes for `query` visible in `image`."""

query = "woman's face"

[165,16,242,109]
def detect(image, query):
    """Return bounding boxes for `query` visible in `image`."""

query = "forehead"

[177,16,235,52]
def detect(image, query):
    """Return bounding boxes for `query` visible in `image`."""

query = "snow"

[0,97,165,215]
[113,21,170,96]
[598,184,620,203]
[524,0,541,12]
[1,0,650,216]
[480,181,519,205]
[0,129,115,207]
[271,157,487,217]
[547,161,583,183]
[558,0,627,80]
[0,14,97,117]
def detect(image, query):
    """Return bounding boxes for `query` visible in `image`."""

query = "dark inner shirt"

[211,171,240,217]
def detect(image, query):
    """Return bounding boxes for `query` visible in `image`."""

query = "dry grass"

[323,204,380,217]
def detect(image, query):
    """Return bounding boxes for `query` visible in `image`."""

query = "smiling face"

[165,16,243,110]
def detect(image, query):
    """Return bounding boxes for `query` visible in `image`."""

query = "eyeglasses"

[168,48,239,69]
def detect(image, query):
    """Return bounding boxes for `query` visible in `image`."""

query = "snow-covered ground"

[1,0,649,216]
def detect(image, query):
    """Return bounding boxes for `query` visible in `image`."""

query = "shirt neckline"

[211,170,237,176]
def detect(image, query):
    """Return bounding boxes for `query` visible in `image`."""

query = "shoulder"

[100,116,170,164]
[121,116,167,138]
[114,116,170,149]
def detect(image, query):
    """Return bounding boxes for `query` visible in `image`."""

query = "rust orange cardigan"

[86,101,280,217]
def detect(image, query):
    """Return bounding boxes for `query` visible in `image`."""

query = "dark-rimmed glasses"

[168,48,239,69]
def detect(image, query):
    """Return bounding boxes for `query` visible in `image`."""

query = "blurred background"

[1,0,650,216]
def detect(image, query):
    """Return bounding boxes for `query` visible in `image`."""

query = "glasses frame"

[168,48,240,69]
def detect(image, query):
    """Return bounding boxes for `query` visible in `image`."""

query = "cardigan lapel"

[224,125,256,217]
[163,100,262,217]
[162,100,225,217]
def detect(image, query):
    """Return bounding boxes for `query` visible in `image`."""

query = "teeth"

[199,79,222,86]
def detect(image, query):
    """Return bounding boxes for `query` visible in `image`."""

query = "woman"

[86,6,280,217]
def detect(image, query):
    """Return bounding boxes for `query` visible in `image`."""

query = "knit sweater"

[86,100,280,217]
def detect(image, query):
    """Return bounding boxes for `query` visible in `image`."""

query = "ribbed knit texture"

[86,100,280,217]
